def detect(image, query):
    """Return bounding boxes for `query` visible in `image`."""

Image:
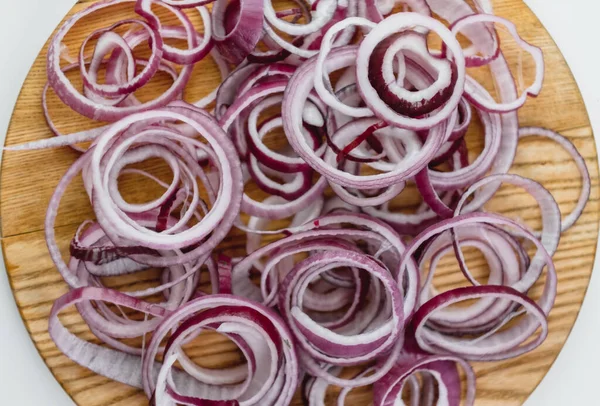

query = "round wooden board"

[1,0,599,405]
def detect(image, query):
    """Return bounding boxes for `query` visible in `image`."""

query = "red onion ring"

[519,126,591,233]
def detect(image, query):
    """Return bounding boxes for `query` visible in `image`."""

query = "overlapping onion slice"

[50,288,298,405]
[260,0,357,59]
[48,0,217,122]
[285,45,456,204]
[280,250,405,386]
[305,340,475,406]
[232,212,418,314]
[70,236,203,355]
[49,287,167,388]
[46,102,243,292]
[68,217,217,354]
[143,295,298,406]
[230,213,415,386]
[373,341,476,406]
[404,211,558,360]
[219,65,329,219]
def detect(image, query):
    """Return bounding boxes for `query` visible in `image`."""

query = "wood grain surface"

[1,0,599,405]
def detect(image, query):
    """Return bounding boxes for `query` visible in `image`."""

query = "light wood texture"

[0,1,598,405]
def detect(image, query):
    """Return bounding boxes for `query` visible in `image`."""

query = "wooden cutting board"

[1,0,598,405]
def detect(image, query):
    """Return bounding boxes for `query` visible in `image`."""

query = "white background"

[0,0,598,404]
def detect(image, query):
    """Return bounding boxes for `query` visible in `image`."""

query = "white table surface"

[1,0,599,404]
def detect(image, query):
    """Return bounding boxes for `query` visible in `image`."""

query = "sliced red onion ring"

[313,18,376,118]
[356,13,466,130]
[415,168,453,218]
[519,126,591,233]
[368,31,457,118]
[79,20,159,98]
[23,57,183,153]
[455,15,544,113]
[443,15,500,68]
[305,366,375,406]
[265,0,336,36]
[455,174,561,260]
[241,175,327,220]
[211,0,264,64]
[215,64,260,119]
[244,196,323,273]
[260,0,345,59]
[247,157,314,200]
[136,0,214,65]
[322,196,361,214]
[45,105,243,288]
[448,97,471,141]
[245,97,313,173]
